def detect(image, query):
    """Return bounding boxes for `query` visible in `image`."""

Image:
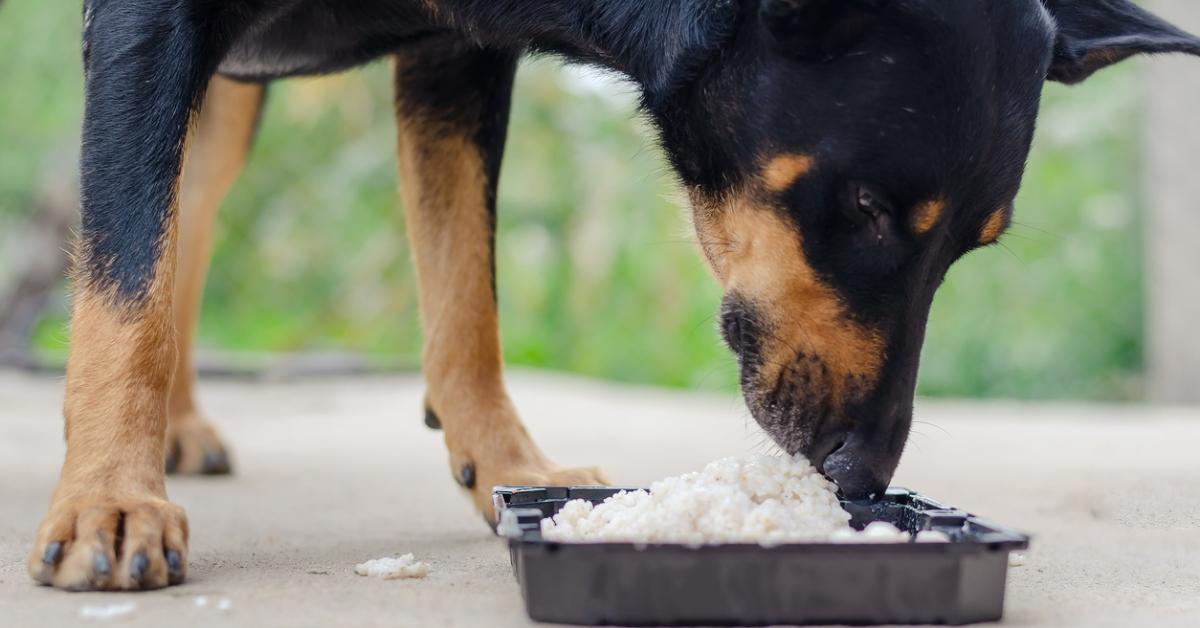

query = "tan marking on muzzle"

[911,198,946,235]
[692,190,885,405]
[979,207,1010,244]
[761,154,815,193]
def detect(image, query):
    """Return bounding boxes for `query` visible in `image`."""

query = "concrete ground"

[1,369,1198,627]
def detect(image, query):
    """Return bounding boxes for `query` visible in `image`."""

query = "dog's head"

[657,0,1200,498]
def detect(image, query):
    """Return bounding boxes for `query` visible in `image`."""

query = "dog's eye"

[837,181,912,269]
[832,181,914,277]
[840,182,894,232]
[853,183,892,217]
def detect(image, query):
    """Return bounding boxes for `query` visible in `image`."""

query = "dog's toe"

[201,450,231,475]
[166,412,233,476]
[462,458,610,525]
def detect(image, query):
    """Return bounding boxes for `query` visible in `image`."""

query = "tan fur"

[693,191,885,403]
[1081,48,1122,67]
[29,165,189,589]
[979,206,1009,244]
[167,75,264,473]
[394,58,603,519]
[59,280,175,499]
[911,197,946,235]
[761,153,815,193]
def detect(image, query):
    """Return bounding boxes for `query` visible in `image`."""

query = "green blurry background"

[0,1,1145,400]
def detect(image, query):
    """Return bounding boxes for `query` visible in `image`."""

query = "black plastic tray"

[493,486,1028,626]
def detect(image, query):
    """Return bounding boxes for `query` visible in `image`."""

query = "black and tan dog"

[27,0,1200,591]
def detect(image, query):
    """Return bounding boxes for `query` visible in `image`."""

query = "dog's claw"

[201,450,231,475]
[456,461,476,489]
[166,550,183,585]
[130,553,149,584]
[42,542,63,566]
[424,406,442,430]
[92,552,111,577]
[165,436,182,474]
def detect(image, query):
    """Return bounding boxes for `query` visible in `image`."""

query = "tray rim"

[494,485,1031,553]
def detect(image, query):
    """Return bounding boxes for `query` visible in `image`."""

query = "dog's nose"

[818,434,890,501]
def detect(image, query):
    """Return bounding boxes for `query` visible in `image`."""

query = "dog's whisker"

[911,420,951,437]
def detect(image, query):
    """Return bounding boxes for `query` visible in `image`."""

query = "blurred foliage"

[1,1,1145,399]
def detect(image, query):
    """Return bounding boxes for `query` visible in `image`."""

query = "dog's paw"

[435,395,608,523]
[28,495,188,591]
[165,411,232,475]
[451,452,609,523]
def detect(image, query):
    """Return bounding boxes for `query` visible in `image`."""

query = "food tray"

[493,486,1028,626]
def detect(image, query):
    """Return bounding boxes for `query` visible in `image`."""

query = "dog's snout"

[818,434,891,501]
[801,423,886,501]
[804,427,845,473]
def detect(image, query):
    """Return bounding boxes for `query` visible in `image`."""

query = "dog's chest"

[217,0,436,80]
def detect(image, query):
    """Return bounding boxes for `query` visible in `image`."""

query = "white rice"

[354,553,431,580]
[78,602,137,620]
[540,455,934,546]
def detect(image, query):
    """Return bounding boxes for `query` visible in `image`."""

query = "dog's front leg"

[394,40,606,521]
[26,4,218,590]
[166,75,265,476]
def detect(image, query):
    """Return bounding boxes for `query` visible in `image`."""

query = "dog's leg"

[166,76,265,476]
[26,5,215,590]
[394,42,606,520]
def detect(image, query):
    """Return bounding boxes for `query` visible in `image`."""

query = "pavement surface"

[1,369,1198,627]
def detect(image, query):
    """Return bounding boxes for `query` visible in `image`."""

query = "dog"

[26,0,1200,591]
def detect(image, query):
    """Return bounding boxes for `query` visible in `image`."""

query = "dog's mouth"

[721,296,840,458]
[732,338,906,501]
[740,360,842,457]
[747,383,902,500]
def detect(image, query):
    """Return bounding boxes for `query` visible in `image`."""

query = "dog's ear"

[760,0,881,59]
[1043,0,1200,84]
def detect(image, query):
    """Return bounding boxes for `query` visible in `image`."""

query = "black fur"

[1043,0,1200,84]
[79,1,217,300]
[718,295,765,379]
[79,0,1200,495]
